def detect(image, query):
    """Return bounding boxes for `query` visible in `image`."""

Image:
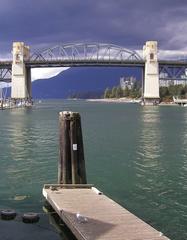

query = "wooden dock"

[43,184,170,240]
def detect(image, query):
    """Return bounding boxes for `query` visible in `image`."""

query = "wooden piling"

[76,114,87,184]
[0,100,3,110]
[70,114,79,184]
[58,111,87,184]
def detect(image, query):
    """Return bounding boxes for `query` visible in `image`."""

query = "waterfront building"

[120,76,136,90]
[160,79,187,87]
[159,72,187,87]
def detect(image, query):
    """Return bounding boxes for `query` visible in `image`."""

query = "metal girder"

[31,43,142,62]
[0,68,11,82]
[26,59,145,68]
[159,65,187,80]
[0,61,12,69]
[0,79,11,82]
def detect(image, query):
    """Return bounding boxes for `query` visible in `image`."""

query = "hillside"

[32,67,141,98]
[3,67,141,99]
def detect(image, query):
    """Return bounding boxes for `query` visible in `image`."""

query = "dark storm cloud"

[0,0,187,54]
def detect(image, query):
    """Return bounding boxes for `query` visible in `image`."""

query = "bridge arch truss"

[31,43,142,63]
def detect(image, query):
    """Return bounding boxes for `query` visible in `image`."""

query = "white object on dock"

[91,187,102,195]
[76,213,88,223]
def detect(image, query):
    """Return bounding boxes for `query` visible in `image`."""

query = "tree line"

[104,82,141,99]
[104,83,187,101]
[160,85,187,101]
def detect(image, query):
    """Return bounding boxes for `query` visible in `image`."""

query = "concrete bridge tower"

[143,41,160,105]
[11,42,31,100]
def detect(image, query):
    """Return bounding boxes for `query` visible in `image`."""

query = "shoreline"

[86,98,141,103]
[86,98,177,106]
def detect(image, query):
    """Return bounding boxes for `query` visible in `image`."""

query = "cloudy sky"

[1,0,187,79]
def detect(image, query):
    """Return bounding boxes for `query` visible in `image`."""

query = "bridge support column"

[142,41,160,105]
[11,42,32,101]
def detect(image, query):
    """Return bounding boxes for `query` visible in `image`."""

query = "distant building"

[159,79,187,87]
[120,76,136,90]
[159,73,187,87]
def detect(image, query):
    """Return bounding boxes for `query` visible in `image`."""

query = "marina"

[0,84,33,109]
[0,99,33,109]
[0,95,33,110]
[173,96,187,106]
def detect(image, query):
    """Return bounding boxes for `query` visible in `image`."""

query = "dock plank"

[43,186,170,240]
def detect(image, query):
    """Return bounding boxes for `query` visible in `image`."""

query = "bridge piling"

[11,42,32,102]
[143,41,160,105]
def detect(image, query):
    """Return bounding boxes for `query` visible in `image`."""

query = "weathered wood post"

[58,111,87,184]
[0,100,3,110]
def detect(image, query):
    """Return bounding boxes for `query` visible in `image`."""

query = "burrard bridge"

[0,41,187,105]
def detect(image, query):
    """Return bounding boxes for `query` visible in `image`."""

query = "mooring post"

[58,111,87,184]
[59,111,71,184]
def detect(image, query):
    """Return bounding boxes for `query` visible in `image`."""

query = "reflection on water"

[0,109,58,211]
[131,107,167,229]
[0,215,61,240]
[136,107,163,186]
[181,109,187,186]
[138,107,162,161]
[0,107,61,240]
[132,106,187,239]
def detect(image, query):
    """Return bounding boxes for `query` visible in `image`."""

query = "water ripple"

[0,101,187,240]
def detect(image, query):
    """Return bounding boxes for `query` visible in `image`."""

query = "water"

[0,100,187,240]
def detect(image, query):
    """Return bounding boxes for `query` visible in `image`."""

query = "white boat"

[173,96,187,106]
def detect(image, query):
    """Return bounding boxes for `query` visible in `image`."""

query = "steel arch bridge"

[30,43,143,67]
[1,42,187,82]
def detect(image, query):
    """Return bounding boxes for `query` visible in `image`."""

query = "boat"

[173,96,187,106]
[0,86,5,109]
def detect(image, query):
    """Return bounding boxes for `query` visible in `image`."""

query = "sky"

[1,0,187,80]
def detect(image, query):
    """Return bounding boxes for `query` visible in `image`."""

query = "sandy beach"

[86,98,178,106]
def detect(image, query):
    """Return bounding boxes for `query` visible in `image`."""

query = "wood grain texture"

[43,186,170,240]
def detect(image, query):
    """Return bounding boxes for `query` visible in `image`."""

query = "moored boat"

[173,96,187,106]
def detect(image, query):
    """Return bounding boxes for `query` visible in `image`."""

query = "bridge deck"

[43,184,169,240]
[1,59,187,69]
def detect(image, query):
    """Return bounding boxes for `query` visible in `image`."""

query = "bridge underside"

[0,62,187,83]
[0,68,11,83]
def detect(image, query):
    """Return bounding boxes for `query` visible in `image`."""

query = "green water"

[0,100,187,240]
